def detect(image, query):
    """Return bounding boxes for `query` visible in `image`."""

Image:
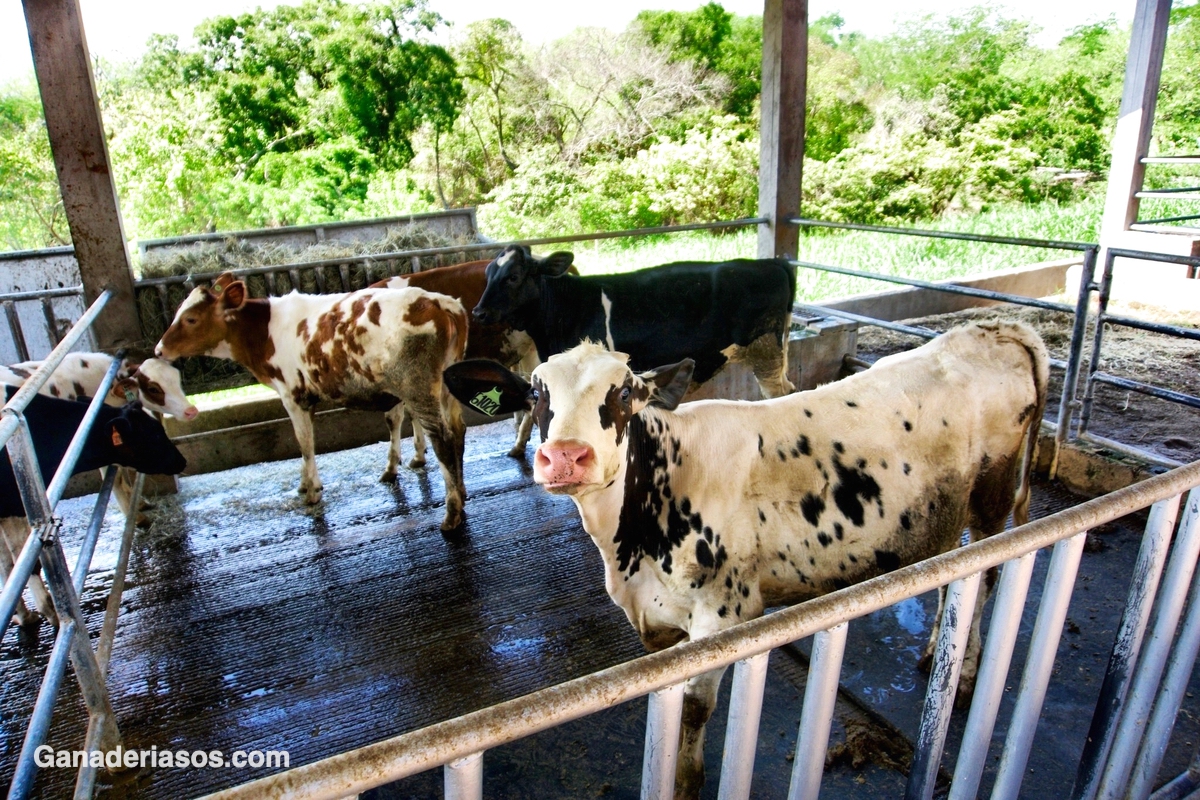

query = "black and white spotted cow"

[472,245,796,400]
[444,322,1049,799]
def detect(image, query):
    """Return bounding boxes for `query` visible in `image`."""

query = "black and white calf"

[445,322,1049,799]
[0,391,187,627]
[473,245,797,399]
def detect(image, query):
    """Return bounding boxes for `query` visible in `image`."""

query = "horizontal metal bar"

[0,289,112,436]
[1135,213,1200,225]
[1106,248,1200,269]
[1077,432,1186,470]
[196,459,1200,800]
[787,217,1094,251]
[134,218,769,289]
[1142,156,1200,164]
[0,285,84,303]
[1096,311,1200,343]
[1135,187,1200,197]
[45,353,125,508]
[1089,372,1200,411]
[791,259,1080,314]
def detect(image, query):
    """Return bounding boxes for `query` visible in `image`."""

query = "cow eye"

[507,272,521,285]
[184,316,197,325]
[620,387,632,403]
[529,387,539,402]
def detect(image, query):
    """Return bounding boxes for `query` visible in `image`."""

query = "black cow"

[1,391,187,626]
[473,245,797,399]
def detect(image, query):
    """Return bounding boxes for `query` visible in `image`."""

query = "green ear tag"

[469,387,503,416]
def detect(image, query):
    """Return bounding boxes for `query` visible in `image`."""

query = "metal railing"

[784,216,1199,473]
[0,289,151,799]
[0,285,84,363]
[195,460,1200,800]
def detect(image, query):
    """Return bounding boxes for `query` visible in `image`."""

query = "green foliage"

[0,83,67,249]
[1156,2,1200,154]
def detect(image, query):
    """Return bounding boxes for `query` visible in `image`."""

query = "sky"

[0,0,1135,87]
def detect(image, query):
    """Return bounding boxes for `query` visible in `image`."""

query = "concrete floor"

[1,420,1197,799]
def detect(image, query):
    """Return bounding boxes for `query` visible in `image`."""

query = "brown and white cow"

[371,258,543,472]
[1,353,197,420]
[444,322,1048,798]
[156,272,469,530]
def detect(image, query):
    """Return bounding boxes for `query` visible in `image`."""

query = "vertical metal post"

[643,682,686,800]
[1074,495,1183,800]
[265,270,278,296]
[1052,246,1098,477]
[787,622,848,800]
[1128,561,1200,800]
[1078,249,1117,437]
[990,532,1088,800]
[41,295,61,347]
[443,751,483,800]
[717,651,771,800]
[5,300,31,362]
[906,574,982,800]
[339,263,351,292]
[951,551,1039,800]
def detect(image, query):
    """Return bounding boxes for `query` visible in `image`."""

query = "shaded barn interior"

[3,420,1197,798]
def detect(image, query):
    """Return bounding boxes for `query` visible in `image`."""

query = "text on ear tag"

[469,387,503,416]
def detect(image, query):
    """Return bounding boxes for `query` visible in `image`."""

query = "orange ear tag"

[111,429,124,447]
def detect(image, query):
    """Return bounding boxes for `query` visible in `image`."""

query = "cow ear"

[640,359,694,411]
[443,359,534,416]
[213,271,238,291]
[221,280,248,310]
[538,251,574,277]
[110,416,132,448]
[111,377,138,403]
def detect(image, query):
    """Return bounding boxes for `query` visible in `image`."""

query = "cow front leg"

[282,401,322,504]
[0,518,56,627]
[509,411,533,458]
[675,667,727,800]
[0,523,38,626]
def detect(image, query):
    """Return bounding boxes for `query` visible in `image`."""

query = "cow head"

[113,358,198,420]
[473,245,574,327]
[155,272,247,360]
[106,402,188,476]
[445,343,693,496]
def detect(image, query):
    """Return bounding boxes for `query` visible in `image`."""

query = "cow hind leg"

[409,389,467,532]
[509,411,534,458]
[1,518,56,627]
[0,525,38,626]
[675,667,727,800]
[728,331,794,399]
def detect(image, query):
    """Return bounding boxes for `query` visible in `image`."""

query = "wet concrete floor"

[1,420,1197,798]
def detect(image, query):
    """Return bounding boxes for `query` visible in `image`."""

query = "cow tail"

[444,306,469,369]
[1013,325,1049,527]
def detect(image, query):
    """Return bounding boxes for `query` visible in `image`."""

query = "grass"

[570,193,1106,302]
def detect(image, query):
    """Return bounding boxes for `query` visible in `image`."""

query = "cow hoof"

[379,469,397,484]
[916,651,933,674]
[440,510,465,532]
[408,458,426,470]
[304,488,323,505]
[507,445,526,459]
[135,512,153,529]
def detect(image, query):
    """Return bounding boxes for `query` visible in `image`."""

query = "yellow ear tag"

[469,387,503,416]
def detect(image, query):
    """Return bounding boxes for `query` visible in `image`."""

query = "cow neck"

[536,274,592,358]
[223,299,276,382]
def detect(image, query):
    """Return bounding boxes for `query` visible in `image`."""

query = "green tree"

[0,83,67,248]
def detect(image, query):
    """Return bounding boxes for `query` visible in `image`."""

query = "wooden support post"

[757,0,807,260]
[22,0,143,353]
[1099,0,1172,245]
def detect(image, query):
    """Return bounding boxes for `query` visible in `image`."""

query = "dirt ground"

[853,299,1200,466]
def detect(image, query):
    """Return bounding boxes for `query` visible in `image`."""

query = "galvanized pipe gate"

[194,461,1200,800]
[0,290,151,799]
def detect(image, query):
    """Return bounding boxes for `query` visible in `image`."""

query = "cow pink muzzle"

[535,440,594,489]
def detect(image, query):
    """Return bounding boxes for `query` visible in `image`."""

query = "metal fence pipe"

[1146,744,1200,800]
[195,461,1200,800]
[1096,312,1200,343]
[73,465,118,591]
[1052,246,1097,476]
[1105,248,1200,269]
[135,218,769,288]
[1123,501,1200,800]
[642,682,686,800]
[41,296,61,347]
[38,532,122,753]
[8,618,79,800]
[1074,496,1183,800]
[950,550,1038,800]
[990,531,1089,800]
[0,285,84,303]
[1113,491,1200,800]
[72,713,109,800]
[0,524,45,636]
[717,651,770,800]
[6,300,31,362]
[786,217,1094,251]
[44,353,124,508]
[794,304,939,340]
[1087,373,1200,411]
[443,752,483,800]
[0,289,111,419]
[786,623,848,800]
[792,260,1082,314]
[907,573,983,800]
[1078,250,1118,438]
[1077,432,1185,470]
[95,471,144,675]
